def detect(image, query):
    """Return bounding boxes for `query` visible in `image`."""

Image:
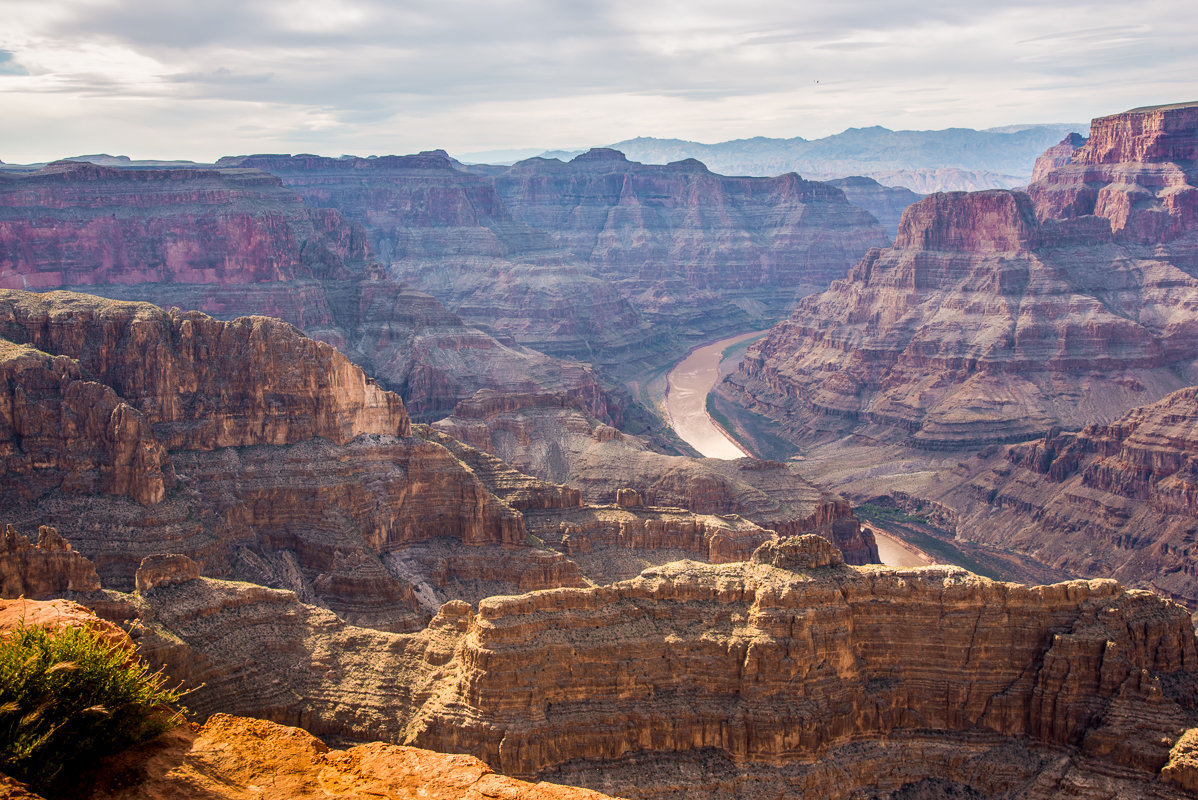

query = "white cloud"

[0,0,1195,162]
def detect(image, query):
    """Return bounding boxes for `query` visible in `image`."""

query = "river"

[663,330,767,459]
[662,330,937,568]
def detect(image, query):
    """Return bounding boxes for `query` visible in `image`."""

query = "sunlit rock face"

[132,544,1198,800]
[721,101,1198,452]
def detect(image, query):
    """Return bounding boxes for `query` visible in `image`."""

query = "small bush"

[0,621,182,794]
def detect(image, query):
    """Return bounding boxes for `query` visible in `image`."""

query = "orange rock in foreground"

[92,714,620,800]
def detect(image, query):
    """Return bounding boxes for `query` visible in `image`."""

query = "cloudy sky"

[1,0,1195,163]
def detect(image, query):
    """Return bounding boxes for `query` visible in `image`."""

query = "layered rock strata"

[215,152,663,368]
[0,289,777,630]
[0,289,553,631]
[939,384,1198,612]
[0,524,100,599]
[492,150,889,329]
[0,161,614,422]
[0,598,616,800]
[130,539,1198,800]
[722,101,1198,453]
[432,390,876,563]
[0,161,369,289]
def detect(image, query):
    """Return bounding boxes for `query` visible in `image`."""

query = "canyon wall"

[940,385,1198,612]
[216,151,664,369]
[492,149,889,327]
[0,161,616,423]
[721,101,1198,454]
[129,537,1198,800]
[220,149,887,370]
[0,289,780,627]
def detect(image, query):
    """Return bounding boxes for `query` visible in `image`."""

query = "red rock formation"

[0,289,568,632]
[0,161,369,289]
[91,714,620,800]
[494,149,888,301]
[1070,101,1198,165]
[130,549,1198,800]
[0,161,618,424]
[939,385,1198,611]
[0,290,410,450]
[0,339,171,504]
[1029,102,1198,245]
[0,524,101,599]
[1030,132,1087,182]
[721,102,1198,453]
[216,152,662,368]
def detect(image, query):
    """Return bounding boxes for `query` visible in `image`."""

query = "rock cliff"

[218,150,886,372]
[0,289,550,630]
[432,390,877,564]
[0,161,369,289]
[0,289,781,628]
[215,152,664,369]
[721,101,1198,455]
[0,161,615,423]
[937,385,1198,613]
[0,598,617,800]
[128,542,1198,800]
[493,150,888,328]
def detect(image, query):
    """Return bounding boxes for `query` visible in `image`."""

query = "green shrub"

[0,620,182,794]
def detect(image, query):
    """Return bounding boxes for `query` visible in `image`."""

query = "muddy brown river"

[663,331,766,459]
[663,330,937,568]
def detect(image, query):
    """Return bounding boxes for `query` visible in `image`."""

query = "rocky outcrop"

[0,161,369,289]
[132,553,1198,800]
[0,524,101,599]
[433,391,877,563]
[0,161,617,424]
[0,599,615,800]
[0,338,171,504]
[1069,102,1198,165]
[1028,102,1198,245]
[721,102,1198,454]
[938,385,1198,612]
[826,175,922,237]
[0,289,571,631]
[92,714,619,800]
[0,290,410,450]
[1030,132,1087,182]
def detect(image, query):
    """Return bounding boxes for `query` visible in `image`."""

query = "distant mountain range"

[525,123,1086,193]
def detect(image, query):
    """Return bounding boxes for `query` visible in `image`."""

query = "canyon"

[0,159,615,423]
[52,535,1198,800]
[3,101,1198,800]
[717,100,1198,607]
[217,148,887,371]
[722,101,1198,455]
